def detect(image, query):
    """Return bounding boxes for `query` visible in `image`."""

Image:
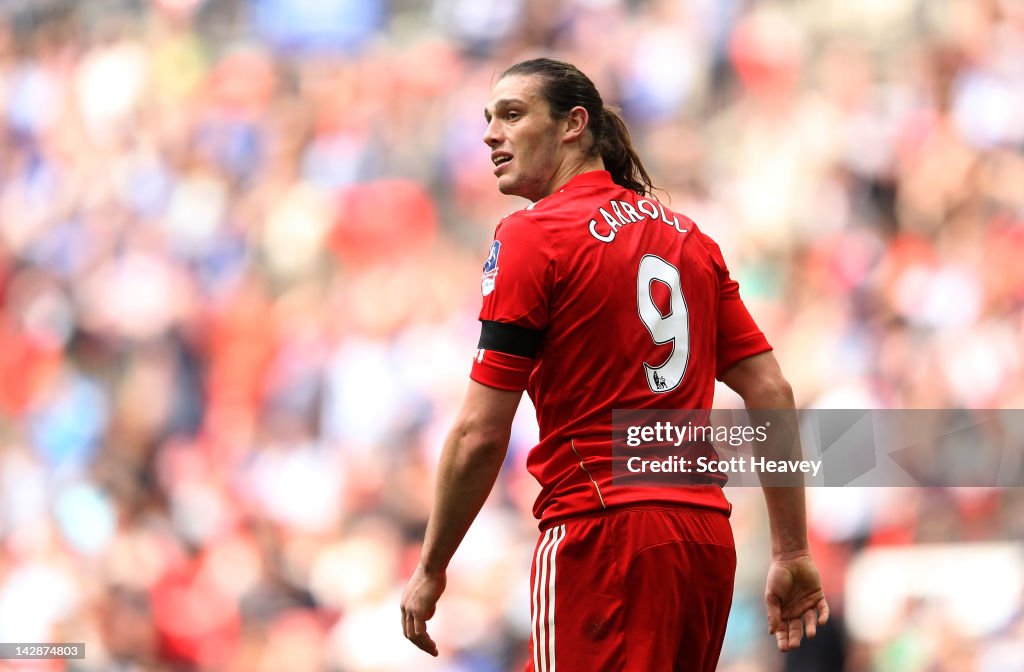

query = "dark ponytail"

[596,107,653,197]
[501,58,656,197]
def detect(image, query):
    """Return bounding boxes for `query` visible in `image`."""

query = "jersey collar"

[556,170,614,193]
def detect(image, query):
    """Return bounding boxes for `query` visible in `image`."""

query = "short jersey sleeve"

[698,232,772,379]
[478,213,554,329]
[470,212,555,391]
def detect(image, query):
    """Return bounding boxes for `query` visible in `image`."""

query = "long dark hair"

[501,58,655,196]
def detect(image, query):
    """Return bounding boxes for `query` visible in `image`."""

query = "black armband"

[478,320,543,358]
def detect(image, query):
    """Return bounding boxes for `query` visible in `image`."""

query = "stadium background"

[0,0,1022,670]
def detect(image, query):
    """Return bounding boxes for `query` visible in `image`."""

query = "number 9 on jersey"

[637,255,690,393]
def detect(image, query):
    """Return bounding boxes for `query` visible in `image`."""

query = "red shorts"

[527,505,736,672]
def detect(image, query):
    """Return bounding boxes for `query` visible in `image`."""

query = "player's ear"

[564,106,589,144]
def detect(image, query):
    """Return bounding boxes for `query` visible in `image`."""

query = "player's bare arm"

[400,380,522,656]
[721,352,830,652]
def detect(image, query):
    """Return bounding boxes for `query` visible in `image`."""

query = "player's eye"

[506,110,520,121]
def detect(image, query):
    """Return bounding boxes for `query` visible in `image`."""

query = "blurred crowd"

[0,0,1023,670]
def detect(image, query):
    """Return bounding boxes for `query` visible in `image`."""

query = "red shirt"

[471,171,771,526]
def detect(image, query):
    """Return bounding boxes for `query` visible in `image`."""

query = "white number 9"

[637,255,690,393]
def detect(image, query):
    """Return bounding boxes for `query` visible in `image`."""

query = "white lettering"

[587,199,686,243]
[696,456,747,473]
[619,200,641,223]
[658,201,687,233]
[609,200,631,225]
[747,457,822,476]
[637,199,659,219]
[599,207,620,232]
[589,218,615,243]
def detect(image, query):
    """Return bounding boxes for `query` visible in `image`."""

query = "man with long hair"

[401,58,828,671]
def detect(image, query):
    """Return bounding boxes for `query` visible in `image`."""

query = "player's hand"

[764,553,829,652]
[401,565,446,657]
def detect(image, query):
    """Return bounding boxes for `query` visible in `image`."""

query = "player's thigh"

[526,520,626,672]
[622,510,736,672]
[623,539,735,671]
[526,509,735,672]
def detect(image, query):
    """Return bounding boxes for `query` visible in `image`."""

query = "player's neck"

[538,155,606,201]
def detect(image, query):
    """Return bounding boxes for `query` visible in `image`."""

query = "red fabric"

[474,171,771,525]
[696,232,775,379]
[526,506,735,671]
[471,349,534,391]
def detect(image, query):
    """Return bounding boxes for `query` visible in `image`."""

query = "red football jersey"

[471,170,771,525]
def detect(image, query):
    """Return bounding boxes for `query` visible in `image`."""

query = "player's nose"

[483,117,502,148]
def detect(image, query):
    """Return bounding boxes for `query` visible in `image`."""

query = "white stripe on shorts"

[532,524,566,672]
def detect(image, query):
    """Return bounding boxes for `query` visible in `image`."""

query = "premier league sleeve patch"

[481,240,500,296]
